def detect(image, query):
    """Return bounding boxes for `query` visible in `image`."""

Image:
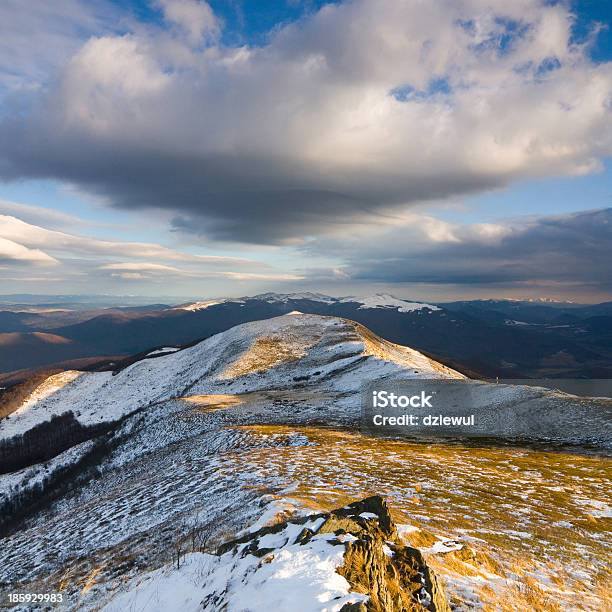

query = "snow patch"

[146,347,180,356]
[102,522,369,612]
[358,512,379,520]
[174,298,243,311]
[342,293,440,313]
[253,292,337,304]
[426,538,464,554]
[397,524,420,539]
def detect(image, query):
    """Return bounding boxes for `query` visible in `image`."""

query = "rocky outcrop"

[217,495,450,612]
[331,497,449,612]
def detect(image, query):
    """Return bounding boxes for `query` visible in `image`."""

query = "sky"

[0,0,610,303]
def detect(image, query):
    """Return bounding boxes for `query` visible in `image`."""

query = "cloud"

[0,199,85,229]
[0,215,258,265]
[97,261,303,281]
[0,0,118,93]
[213,271,303,281]
[0,237,58,265]
[0,0,609,244]
[305,208,612,293]
[156,0,219,45]
[100,262,185,279]
[99,262,184,272]
[0,214,303,291]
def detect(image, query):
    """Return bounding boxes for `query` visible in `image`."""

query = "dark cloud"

[330,208,612,293]
[0,0,610,244]
[0,116,503,245]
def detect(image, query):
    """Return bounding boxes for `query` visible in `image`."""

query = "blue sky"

[0,0,610,302]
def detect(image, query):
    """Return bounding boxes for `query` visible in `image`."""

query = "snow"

[146,347,180,356]
[176,292,442,313]
[427,539,464,554]
[14,370,82,414]
[341,293,441,313]
[174,298,244,311]
[0,370,114,440]
[253,292,337,304]
[397,524,420,538]
[337,533,359,544]
[1,313,462,443]
[241,497,306,535]
[102,519,369,612]
[575,498,612,518]
[1,311,610,612]
[358,512,379,520]
[552,520,574,529]
[504,530,532,540]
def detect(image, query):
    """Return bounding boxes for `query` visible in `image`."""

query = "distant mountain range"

[0,292,611,382]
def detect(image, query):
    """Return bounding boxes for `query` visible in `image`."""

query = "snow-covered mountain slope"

[102,496,450,612]
[1,314,610,611]
[253,291,338,304]
[0,313,461,441]
[340,293,440,312]
[175,292,440,313]
[172,297,245,311]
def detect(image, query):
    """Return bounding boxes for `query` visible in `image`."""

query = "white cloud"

[0,215,257,265]
[0,199,84,229]
[216,271,304,281]
[100,262,184,272]
[0,237,58,265]
[0,213,304,292]
[98,261,303,281]
[157,0,219,44]
[0,0,118,93]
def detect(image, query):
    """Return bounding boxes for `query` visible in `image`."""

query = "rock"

[217,495,451,612]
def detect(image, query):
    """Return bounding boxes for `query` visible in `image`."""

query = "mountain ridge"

[1,292,610,379]
[1,313,610,611]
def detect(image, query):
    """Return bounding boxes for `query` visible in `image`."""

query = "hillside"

[0,314,610,611]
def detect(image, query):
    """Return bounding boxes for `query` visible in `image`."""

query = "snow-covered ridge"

[102,516,365,612]
[252,291,337,304]
[340,293,441,312]
[175,291,441,313]
[0,314,461,442]
[146,346,180,356]
[173,298,245,311]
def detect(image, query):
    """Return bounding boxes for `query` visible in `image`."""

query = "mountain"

[0,313,462,446]
[0,331,95,372]
[1,314,609,611]
[1,293,611,379]
[0,311,43,333]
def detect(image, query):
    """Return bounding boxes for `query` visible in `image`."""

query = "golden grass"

[181,393,246,410]
[221,333,317,378]
[80,564,105,594]
[494,576,563,612]
[224,424,611,612]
